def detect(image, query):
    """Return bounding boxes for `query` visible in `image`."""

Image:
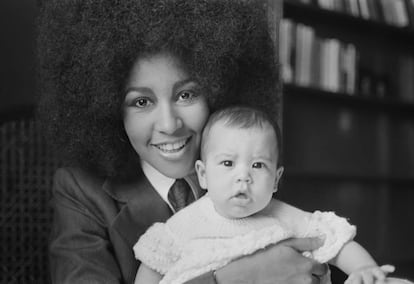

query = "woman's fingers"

[311,262,329,278]
[278,237,329,282]
[281,237,324,253]
[291,273,325,284]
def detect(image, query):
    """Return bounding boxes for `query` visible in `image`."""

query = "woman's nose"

[155,105,183,134]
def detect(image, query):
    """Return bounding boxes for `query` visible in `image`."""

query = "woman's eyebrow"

[124,86,153,96]
[173,78,197,90]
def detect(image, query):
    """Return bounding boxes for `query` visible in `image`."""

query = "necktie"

[167,179,195,212]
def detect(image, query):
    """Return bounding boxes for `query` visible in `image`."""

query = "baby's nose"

[236,167,252,184]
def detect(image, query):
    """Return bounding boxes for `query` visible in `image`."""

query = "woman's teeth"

[155,138,189,152]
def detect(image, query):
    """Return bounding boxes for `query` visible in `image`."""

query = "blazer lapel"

[103,173,172,248]
[101,171,206,283]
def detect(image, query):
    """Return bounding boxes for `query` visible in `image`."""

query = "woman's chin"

[158,162,194,179]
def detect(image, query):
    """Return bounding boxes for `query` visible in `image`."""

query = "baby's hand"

[345,264,395,284]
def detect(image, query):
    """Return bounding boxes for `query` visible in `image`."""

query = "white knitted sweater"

[134,196,356,284]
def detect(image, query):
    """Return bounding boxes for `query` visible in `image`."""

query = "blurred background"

[0,0,413,283]
[1,1,60,283]
[0,0,37,113]
[279,0,414,282]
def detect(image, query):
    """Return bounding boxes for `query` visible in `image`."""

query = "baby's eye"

[134,97,153,108]
[252,162,264,169]
[221,160,233,167]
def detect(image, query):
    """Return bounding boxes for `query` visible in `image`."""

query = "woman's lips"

[152,136,191,153]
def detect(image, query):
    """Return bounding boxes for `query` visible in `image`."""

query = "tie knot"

[167,179,195,212]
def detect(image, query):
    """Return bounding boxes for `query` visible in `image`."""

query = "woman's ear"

[195,160,208,189]
[273,166,284,193]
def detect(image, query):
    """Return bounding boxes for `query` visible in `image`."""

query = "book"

[318,0,331,10]
[393,0,410,27]
[379,0,395,25]
[357,66,377,97]
[372,0,386,23]
[279,19,295,83]
[342,0,352,14]
[294,23,305,86]
[323,38,341,92]
[342,43,358,95]
[349,0,360,17]
[365,0,381,21]
[380,0,409,26]
[357,0,371,20]
[374,74,390,99]
[404,0,414,28]
[333,0,346,12]
[339,43,347,94]
[310,36,323,89]
[296,24,315,87]
[396,54,414,102]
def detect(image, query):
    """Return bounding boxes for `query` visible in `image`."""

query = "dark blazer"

[49,167,212,284]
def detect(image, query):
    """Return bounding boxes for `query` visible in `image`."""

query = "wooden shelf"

[284,171,414,186]
[283,1,414,49]
[280,1,414,274]
[283,84,414,116]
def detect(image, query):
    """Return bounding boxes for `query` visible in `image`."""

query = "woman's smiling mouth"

[152,137,191,153]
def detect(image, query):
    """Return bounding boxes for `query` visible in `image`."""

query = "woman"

[37,0,327,283]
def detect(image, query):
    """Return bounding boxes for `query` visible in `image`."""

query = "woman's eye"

[252,162,264,169]
[134,97,153,108]
[177,90,197,103]
[222,160,233,167]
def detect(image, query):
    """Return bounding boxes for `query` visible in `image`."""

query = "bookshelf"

[278,0,414,280]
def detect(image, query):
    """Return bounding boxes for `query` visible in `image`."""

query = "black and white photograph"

[1,0,413,283]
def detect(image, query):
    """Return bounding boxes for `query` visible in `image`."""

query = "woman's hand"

[215,237,328,284]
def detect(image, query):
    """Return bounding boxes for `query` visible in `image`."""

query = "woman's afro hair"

[37,0,281,179]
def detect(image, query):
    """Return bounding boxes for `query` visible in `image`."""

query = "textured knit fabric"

[133,195,356,284]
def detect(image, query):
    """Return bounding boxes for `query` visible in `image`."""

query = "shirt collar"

[141,160,175,209]
[141,160,206,212]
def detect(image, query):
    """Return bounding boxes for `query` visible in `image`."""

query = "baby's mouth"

[153,137,191,153]
[231,192,251,206]
[234,192,248,199]
[232,190,251,202]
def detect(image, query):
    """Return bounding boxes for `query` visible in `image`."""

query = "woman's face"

[123,52,209,178]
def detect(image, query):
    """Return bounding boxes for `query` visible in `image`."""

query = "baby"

[134,106,394,284]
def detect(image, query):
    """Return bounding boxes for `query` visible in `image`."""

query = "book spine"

[405,0,414,28]
[349,0,360,17]
[280,19,295,83]
[393,0,410,27]
[357,0,371,20]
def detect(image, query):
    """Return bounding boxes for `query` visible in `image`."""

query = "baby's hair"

[200,106,283,167]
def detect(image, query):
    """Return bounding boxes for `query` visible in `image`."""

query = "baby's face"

[195,122,283,218]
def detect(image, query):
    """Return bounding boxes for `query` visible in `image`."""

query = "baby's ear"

[273,166,284,193]
[195,160,208,189]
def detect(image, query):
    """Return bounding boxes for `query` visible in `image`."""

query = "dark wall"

[0,0,38,112]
